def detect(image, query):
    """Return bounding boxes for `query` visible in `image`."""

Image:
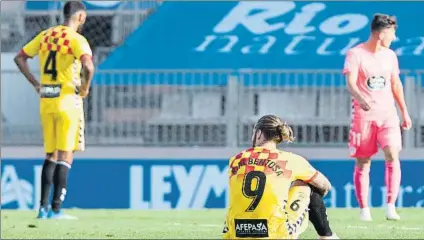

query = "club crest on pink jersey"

[366,76,386,91]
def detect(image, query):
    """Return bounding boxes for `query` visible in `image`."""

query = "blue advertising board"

[99,1,424,71]
[2,159,423,210]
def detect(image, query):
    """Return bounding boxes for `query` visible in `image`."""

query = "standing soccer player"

[14,1,94,219]
[343,14,412,221]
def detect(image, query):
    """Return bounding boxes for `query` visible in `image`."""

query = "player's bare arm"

[297,156,332,196]
[14,52,40,93]
[79,55,95,98]
[391,71,412,130]
[308,172,332,196]
[346,71,371,111]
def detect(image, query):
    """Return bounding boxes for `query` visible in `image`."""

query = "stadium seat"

[144,90,226,146]
[192,91,224,119]
[419,90,424,120]
[317,89,351,124]
[159,92,191,119]
[256,90,318,123]
[152,90,226,124]
[2,113,7,123]
[238,91,256,119]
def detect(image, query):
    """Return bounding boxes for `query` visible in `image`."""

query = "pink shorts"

[349,117,402,158]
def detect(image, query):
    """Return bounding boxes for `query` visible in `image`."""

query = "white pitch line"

[400,227,424,231]
[347,225,424,231]
[173,223,221,228]
[347,225,368,229]
[199,224,221,228]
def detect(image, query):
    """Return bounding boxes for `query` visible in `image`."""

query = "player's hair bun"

[255,115,295,145]
[277,122,295,144]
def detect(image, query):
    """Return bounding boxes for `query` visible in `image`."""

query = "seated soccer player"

[222,115,338,239]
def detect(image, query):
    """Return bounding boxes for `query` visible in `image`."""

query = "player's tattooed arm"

[308,172,332,196]
[346,72,372,111]
[391,74,408,113]
[344,51,372,111]
[79,55,95,98]
[14,52,40,93]
[391,70,412,130]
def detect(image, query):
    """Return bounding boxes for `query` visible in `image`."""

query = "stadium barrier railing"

[1,69,423,148]
[415,70,424,148]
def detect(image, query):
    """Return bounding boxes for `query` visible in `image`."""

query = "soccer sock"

[51,161,71,213]
[308,185,333,237]
[354,165,370,208]
[385,161,401,204]
[40,159,57,209]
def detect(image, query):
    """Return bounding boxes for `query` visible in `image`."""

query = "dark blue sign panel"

[2,159,424,210]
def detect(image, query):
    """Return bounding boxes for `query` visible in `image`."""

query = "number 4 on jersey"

[44,51,58,80]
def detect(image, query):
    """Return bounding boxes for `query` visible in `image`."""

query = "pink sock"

[354,166,370,208]
[385,161,401,204]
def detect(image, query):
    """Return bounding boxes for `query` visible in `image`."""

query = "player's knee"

[356,158,371,168]
[382,146,399,162]
[290,181,311,196]
[291,180,311,195]
[45,151,58,161]
[58,150,74,164]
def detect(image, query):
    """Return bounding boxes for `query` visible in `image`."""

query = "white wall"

[2,146,423,160]
[0,1,23,12]
[1,53,41,125]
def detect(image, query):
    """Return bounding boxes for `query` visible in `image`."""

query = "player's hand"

[320,180,332,197]
[358,98,372,111]
[321,184,331,197]
[34,84,41,94]
[402,113,412,130]
[79,87,89,98]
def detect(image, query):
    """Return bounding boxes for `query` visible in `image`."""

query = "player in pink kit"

[343,14,412,221]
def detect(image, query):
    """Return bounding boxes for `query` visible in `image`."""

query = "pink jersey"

[343,43,400,120]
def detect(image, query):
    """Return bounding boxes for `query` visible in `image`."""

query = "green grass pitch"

[2,208,424,239]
